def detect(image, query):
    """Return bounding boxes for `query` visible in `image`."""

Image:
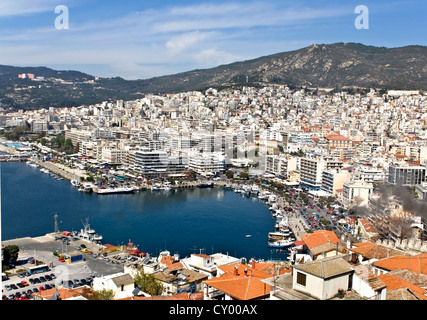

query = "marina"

[1,161,293,261]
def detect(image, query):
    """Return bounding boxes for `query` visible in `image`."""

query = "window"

[296,272,307,286]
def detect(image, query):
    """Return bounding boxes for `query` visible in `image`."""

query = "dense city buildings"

[2,85,427,301]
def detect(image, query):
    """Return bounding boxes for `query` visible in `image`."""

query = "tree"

[134,270,163,296]
[239,170,249,180]
[81,287,115,300]
[225,169,234,179]
[2,245,20,267]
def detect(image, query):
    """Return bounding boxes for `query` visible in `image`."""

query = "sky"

[0,0,425,80]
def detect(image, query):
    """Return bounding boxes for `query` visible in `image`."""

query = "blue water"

[1,162,288,261]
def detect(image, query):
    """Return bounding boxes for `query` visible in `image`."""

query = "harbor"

[2,160,292,262]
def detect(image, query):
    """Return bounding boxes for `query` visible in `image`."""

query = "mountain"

[1,42,426,110]
[136,42,427,93]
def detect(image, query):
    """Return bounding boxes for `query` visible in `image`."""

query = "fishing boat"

[72,218,103,243]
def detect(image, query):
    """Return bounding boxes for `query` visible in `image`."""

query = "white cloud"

[194,48,237,68]
[0,0,63,17]
[165,31,215,56]
[0,1,352,79]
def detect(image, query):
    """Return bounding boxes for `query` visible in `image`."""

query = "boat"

[97,186,136,194]
[71,180,80,187]
[250,185,259,195]
[40,168,49,174]
[258,191,271,200]
[268,231,290,241]
[26,161,39,168]
[268,238,294,249]
[198,182,214,188]
[73,218,103,243]
[151,184,161,191]
[245,234,252,238]
[78,184,93,192]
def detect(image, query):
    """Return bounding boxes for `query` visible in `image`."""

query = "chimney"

[233,266,238,276]
[251,259,256,270]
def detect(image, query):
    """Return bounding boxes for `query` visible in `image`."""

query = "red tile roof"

[203,261,290,300]
[325,134,351,141]
[378,273,427,300]
[373,253,427,275]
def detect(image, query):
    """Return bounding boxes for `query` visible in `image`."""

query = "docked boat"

[268,238,294,249]
[78,184,93,192]
[198,182,214,188]
[160,185,172,191]
[71,180,80,187]
[27,161,39,168]
[40,168,49,174]
[150,184,161,191]
[268,231,290,241]
[97,186,136,194]
[72,218,103,243]
[250,185,259,195]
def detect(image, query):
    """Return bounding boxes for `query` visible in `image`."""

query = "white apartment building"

[188,152,225,174]
[388,163,426,186]
[80,140,102,161]
[134,150,168,176]
[101,146,127,165]
[342,180,374,207]
[65,128,92,147]
[353,165,387,183]
[300,156,343,191]
[321,169,350,196]
[265,154,297,179]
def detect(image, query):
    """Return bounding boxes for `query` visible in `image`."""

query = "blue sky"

[0,0,425,79]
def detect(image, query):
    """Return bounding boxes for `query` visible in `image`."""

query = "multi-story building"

[101,146,127,165]
[188,152,225,174]
[134,150,168,176]
[265,155,297,179]
[300,156,343,190]
[342,180,374,207]
[65,128,93,148]
[321,169,351,196]
[388,163,426,186]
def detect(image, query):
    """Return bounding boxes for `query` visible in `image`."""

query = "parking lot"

[2,233,127,300]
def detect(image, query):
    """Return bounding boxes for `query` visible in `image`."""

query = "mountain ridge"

[1,42,426,109]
